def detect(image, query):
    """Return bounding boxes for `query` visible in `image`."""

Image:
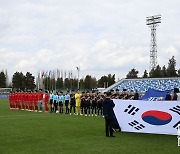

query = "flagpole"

[76,67,80,90]
[54,69,56,91]
[47,71,48,91]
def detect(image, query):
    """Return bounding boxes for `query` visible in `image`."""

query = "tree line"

[38,74,115,91]
[1,56,179,90]
[126,56,180,79]
[0,71,115,91]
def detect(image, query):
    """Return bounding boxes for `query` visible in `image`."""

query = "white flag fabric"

[113,100,180,135]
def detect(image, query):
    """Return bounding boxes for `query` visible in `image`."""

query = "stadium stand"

[102,77,180,93]
[0,88,12,98]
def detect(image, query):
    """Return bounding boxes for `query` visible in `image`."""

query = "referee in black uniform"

[103,91,115,137]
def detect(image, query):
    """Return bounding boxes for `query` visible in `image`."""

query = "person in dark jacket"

[103,91,115,137]
[133,90,139,100]
[165,92,171,100]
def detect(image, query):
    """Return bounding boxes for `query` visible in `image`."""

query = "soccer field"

[0,98,179,154]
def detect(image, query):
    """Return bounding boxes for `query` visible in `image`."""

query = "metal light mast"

[146,15,161,70]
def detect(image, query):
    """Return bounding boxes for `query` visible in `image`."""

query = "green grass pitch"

[0,98,179,154]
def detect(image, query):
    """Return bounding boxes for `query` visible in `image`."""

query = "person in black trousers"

[103,91,115,137]
[70,90,76,115]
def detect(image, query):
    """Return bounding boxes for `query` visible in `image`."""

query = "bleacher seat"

[112,78,180,93]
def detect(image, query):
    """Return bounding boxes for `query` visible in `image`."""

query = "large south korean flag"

[113,100,180,135]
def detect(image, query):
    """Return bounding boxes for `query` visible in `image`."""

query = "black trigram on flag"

[124,105,139,115]
[128,120,145,130]
[173,121,180,129]
[169,105,180,115]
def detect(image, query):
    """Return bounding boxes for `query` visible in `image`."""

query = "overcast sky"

[0,0,180,80]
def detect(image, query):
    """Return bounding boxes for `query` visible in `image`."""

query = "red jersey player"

[28,91,33,111]
[44,91,50,112]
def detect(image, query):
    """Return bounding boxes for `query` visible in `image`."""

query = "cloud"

[0,0,180,81]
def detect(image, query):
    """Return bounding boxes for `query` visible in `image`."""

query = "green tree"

[64,78,70,90]
[91,77,97,89]
[126,68,139,79]
[51,78,56,90]
[72,78,78,90]
[12,72,25,90]
[84,75,92,90]
[0,71,6,88]
[43,77,51,90]
[149,65,162,78]
[84,75,97,90]
[56,77,63,90]
[177,69,180,77]
[107,74,115,86]
[24,72,36,91]
[142,70,148,78]
[161,65,167,77]
[98,75,108,88]
[166,56,178,77]
[98,74,115,88]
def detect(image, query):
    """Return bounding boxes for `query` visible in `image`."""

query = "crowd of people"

[8,89,139,116]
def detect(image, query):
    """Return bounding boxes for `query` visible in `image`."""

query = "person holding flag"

[103,91,115,137]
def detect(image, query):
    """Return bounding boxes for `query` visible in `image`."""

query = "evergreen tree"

[142,70,148,78]
[107,74,115,86]
[98,75,108,88]
[166,56,178,77]
[64,78,70,90]
[84,75,92,90]
[79,79,84,90]
[149,65,162,78]
[24,72,36,91]
[84,75,97,90]
[56,77,63,90]
[0,71,6,88]
[161,65,167,77]
[12,72,25,90]
[72,78,78,90]
[98,74,115,88]
[177,69,180,77]
[43,77,51,90]
[126,68,139,79]
[91,77,97,89]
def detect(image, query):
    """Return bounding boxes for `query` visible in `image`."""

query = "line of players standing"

[9,89,49,112]
[50,90,104,117]
[8,89,105,117]
[8,88,139,116]
[49,88,139,116]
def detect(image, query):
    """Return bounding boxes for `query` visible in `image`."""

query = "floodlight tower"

[146,15,161,70]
